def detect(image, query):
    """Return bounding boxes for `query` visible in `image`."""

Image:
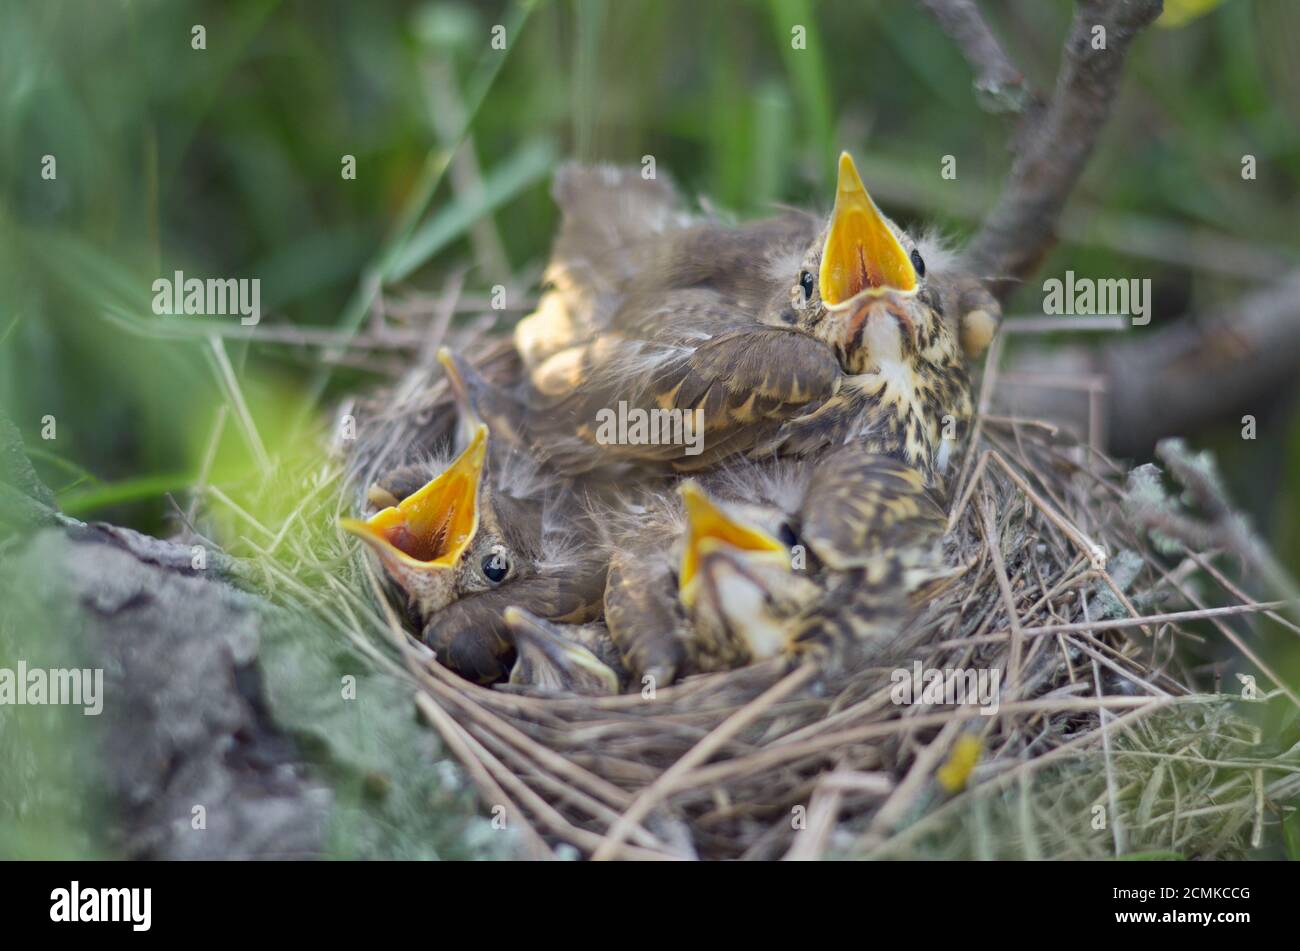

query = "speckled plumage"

[513,157,978,490]
[593,446,948,686]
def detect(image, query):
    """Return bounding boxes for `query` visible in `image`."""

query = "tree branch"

[1001,269,1300,458]
[917,0,1036,114]
[965,0,1164,301]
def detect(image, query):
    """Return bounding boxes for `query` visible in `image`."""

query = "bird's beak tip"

[339,515,378,541]
[439,348,485,431]
[836,151,866,197]
[677,479,707,508]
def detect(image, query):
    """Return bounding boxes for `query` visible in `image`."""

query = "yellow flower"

[936,734,983,793]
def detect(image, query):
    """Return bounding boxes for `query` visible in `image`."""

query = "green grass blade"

[58,473,195,517]
[387,138,558,283]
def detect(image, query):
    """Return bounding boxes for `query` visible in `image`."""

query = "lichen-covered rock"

[3,527,331,858]
[1,408,509,859]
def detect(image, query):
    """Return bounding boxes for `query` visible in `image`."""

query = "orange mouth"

[340,424,488,570]
[819,152,917,308]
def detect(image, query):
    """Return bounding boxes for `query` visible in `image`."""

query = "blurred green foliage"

[0,550,110,860]
[2,0,1298,530]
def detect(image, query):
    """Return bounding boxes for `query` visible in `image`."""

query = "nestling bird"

[599,445,949,686]
[341,350,606,683]
[599,466,806,686]
[343,152,981,685]
[502,607,626,697]
[514,152,982,488]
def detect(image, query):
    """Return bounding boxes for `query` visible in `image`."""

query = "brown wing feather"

[787,451,948,658]
[528,320,843,474]
[603,549,687,685]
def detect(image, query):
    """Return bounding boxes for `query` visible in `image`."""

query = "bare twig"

[917,0,1036,113]
[933,600,1295,649]
[966,0,1165,300]
[982,496,1026,689]
[591,665,817,861]
[1119,439,1300,617]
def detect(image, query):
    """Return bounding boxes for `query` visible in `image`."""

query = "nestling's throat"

[861,309,905,367]
[825,299,913,375]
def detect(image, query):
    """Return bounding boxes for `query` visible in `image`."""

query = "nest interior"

[319,315,1300,862]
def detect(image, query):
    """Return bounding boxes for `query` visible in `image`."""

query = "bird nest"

[304,315,1299,862]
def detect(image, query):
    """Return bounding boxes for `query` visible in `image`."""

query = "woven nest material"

[322,314,1300,862]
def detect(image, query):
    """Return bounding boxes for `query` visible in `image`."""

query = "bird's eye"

[481,549,510,585]
[798,271,815,301]
[777,522,799,548]
[910,249,926,278]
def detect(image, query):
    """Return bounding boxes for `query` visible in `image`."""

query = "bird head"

[341,421,533,627]
[503,607,622,696]
[779,152,959,377]
[677,481,819,661]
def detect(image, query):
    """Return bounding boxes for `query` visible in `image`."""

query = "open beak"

[503,607,621,696]
[819,152,917,309]
[340,424,488,613]
[678,481,787,611]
